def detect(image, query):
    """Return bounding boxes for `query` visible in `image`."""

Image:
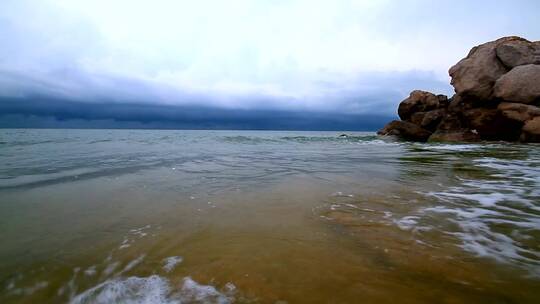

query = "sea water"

[0,129,539,303]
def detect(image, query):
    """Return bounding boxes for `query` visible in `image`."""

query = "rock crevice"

[379,36,540,142]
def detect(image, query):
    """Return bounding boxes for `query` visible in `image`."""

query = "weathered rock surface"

[496,39,537,68]
[428,130,481,143]
[462,108,522,141]
[379,36,540,143]
[377,120,432,142]
[523,117,540,134]
[522,117,540,142]
[398,90,442,121]
[498,102,540,122]
[493,64,540,104]
[427,113,480,142]
[448,37,516,100]
[410,109,446,132]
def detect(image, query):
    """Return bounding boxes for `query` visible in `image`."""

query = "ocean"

[0,129,539,303]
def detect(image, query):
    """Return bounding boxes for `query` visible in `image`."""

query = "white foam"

[394,216,419,231]
[70,275,172,304]
[119,225,155,250]
[331,192,354,198]
[428,144,483,151]
[418,154,540,276]
[162,256,183,273]
[177,277,234,304]
[70,276,235,304]
[102,262,119,277]
[393,216,432,232]
[10,281,48,296]
[117,255,146,276]
[84,266,97,276]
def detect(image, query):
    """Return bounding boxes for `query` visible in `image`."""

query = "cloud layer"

[1,0,539,129]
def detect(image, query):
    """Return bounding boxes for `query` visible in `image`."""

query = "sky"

[1,0,539,130]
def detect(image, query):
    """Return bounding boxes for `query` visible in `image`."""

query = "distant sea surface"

[1,129,539,303]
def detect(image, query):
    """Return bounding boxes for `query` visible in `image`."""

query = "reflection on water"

[0,129,539,303]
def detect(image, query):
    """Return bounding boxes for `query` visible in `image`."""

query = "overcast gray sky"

[1,0,539,121]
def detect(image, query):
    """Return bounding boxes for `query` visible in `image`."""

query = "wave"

[70,276,235,304]
[422,156,540,275]
[280,134,380,143]
[219,136,281,144]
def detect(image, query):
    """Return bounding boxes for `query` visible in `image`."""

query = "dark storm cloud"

[0,66,450,130]
[0,95,393,131]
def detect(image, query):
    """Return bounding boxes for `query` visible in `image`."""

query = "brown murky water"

[0,129,539,303]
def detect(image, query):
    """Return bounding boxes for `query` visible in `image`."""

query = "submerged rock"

[377,120,432,142]
[379,36,540,143]
[428,130,481,143]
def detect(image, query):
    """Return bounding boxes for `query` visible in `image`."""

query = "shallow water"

[0,129,539,303]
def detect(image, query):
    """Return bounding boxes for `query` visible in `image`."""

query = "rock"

[436,113,462,131]
[523,117,540,134]
[521,117,540,142]
[410,112,426,126]
[410,109,446,132]
[498,102,540,122]
[493,64,540,104]
[397,90,442,121]
[379,36,540,143]
[428,131,481,142]
[428,113,481,142]
[463,108,498,133]
[534,42,540,64]
[447,94,479,113]
[448,37,524,100]
[377,120,432,142]
[463,108,522,141]
[495,39,536,68]
[437,95,449,108]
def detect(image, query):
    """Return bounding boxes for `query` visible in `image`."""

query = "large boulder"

[493,64,540,104]
[521,117,540,142]
[410,109,446,132]
[397,90,442,121]
[448,37,527,100]
[428,113,481,142]
[498,102,540,122]
[377,120,432,142]
[463,108,522,141]
[428,131,481,142]
[495,39,537,68]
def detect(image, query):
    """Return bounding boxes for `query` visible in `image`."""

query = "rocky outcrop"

[379,36,540,143]
[377,120,432,142]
